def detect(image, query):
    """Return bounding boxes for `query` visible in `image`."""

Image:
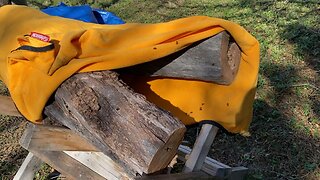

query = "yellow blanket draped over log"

[0,5,259,134]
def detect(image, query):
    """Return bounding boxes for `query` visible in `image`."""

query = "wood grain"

[183,124,219,173]
[13,152,42,180]
[20,123,97,152]
[45,71,186,175]
[118,31,241,85]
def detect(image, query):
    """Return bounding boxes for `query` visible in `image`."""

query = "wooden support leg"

[178,145,231,178]
[13,152,43,180]
[183,124,219,173]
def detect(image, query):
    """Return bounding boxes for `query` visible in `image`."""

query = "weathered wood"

[0,95,22,117]
[45,71,186,176]
[178,145,231,178]
[29,149,107,180]
[228,167,248,180]
[20,126,106,180]
[136,171,213,180]
[19,122,244,179]
[183,124,219,173]
[20,123,130,179]
[13,152,43,180]
[118,31,241,85]
[20,127,106,180]
[20,123,97,152]
[65,151,131,180]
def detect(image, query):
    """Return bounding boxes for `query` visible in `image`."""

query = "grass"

[1,0,319,179]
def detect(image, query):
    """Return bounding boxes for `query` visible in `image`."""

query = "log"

[45,71,186,176]
[117,31,241,85]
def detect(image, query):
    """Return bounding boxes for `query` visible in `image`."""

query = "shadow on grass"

[178,1,320,179]
[282,24,319,72]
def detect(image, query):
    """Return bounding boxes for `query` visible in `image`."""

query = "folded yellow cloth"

[0,5,259,134]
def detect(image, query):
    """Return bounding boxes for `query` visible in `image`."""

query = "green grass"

[1,0,319,179]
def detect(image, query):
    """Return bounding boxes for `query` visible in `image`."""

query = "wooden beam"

[136,171,213,180]
[29,149,107,180]
[118,31,241,85]
[19,123,246,179]
[20,125,107,179]
[20,123,131,180]
[13,152,43,180]
[0,95,22,117]
[64,151,130,180]
[20,123,97,152]
[45,71,186,175]
[183,124,219,173]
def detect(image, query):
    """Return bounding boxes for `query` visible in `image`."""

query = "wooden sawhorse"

[1,95,248,179]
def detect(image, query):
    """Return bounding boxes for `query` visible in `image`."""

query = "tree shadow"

[282,24,319,72]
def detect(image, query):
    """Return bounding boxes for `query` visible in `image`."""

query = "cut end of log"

[147,127,186,174]
[220,33,241,84]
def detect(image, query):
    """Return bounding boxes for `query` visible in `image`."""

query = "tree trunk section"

[45,71,186,176]
[117,31,241,85]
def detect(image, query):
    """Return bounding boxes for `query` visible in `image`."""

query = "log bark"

[117,31,241,85]
[45,71,186,176]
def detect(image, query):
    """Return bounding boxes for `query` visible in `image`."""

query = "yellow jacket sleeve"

[0,5,259,134]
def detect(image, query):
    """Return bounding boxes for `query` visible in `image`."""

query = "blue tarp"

[41,2,125,25]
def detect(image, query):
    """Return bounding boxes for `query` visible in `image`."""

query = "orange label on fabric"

[30,32,50,42]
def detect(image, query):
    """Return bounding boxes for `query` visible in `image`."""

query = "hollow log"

[117,31,241,85]
[45,71,186,176]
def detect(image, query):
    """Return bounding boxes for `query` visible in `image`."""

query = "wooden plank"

[20,123,97,152]
[178,145,231,178]
[20,127,106,180]
[13,152,43,180]
[136,171,213,180]
[29,149,107,180]
[18,123,243,179]
[19,123,232,178]
[228,167,248,180]
[0,95,22,117]
[183,124,219,173]
[118,31,241,85]
[45,71,186,175]
[20,124,131,179]
[65,151,131,180]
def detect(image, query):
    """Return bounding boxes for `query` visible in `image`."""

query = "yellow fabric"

[0,5,259,134]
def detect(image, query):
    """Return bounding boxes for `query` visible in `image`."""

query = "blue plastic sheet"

[41,2,125,25]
